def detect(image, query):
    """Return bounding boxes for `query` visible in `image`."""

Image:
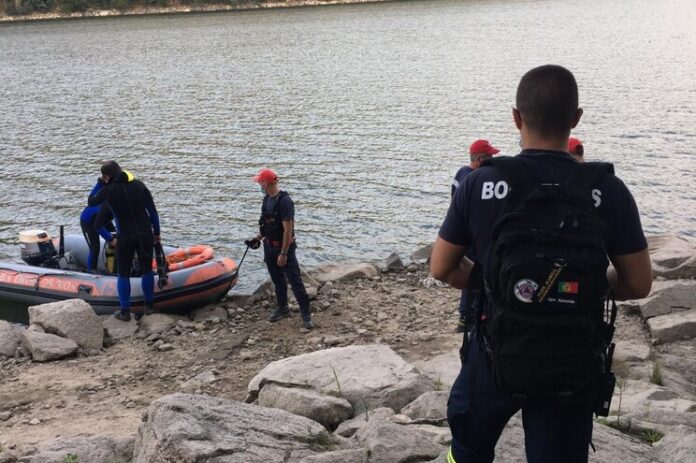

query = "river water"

[0,0,695,303]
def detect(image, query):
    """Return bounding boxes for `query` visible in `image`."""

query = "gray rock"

[138,313,187,335]
[400,391,448,424]
[652,424,696,463]
[379,252,405,272]
[613,340,652,363]
[309,263,379,284]
[404,424,451,446]
[655,340,696,397]
[410,243,433,263]
[193,306,229,322]
[257,383,353,430]
[660,255,696,279]
[414,349,461,390]
[0,410,12,421]
[103,315,138,341]
[21,330,78,362]
[335,407,396,438]
[648,234,695,269]
[610,380,696,431]
[247,344,434,414]
[132,393,336,462]
[289,448,369,463]
[647,309,696,344]
[354,419,443,463]
[179,370,218,393]
[22,434,134,463]
[0,320,23,357]
[28,299,103,350]
[638,280,696,319]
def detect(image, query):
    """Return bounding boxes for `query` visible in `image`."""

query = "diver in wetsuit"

[91,161,161,322]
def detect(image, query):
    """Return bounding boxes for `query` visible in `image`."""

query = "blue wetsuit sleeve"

[97,227,113,242]
[143,185,161,235]
[88,184,109,207]
[89,180,103,198]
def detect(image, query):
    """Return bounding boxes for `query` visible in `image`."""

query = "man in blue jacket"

[80,179,116,273]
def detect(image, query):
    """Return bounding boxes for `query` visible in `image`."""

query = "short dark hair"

[101,160,122,178]
[516,65,579,137]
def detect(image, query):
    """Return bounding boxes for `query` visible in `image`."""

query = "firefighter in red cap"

[568,137,584,162]
[247,168,315,329]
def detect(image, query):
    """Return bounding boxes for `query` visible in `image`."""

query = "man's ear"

[512,107,523,130]
[571,108,583,128]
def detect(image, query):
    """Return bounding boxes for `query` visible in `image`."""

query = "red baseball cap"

[469,139,500,156]
[252,168,278,184]
[568,137,583,155]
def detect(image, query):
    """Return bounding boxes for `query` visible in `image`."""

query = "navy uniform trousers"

[447,335,595,463]
[263,242,311,320]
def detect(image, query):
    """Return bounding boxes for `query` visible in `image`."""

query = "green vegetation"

[0,0,270,16]
[330,365,342,397]
[63,454,79,463]
[650,361,664,386]
[304,425,335,450]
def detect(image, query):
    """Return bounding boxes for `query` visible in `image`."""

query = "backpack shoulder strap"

[563,162,614,208]
[483,156,536,209]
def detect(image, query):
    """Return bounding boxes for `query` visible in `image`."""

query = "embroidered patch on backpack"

[513,279,538,303]
[558,281,579,294]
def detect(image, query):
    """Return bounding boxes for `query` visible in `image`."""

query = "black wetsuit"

[92,171,160,280]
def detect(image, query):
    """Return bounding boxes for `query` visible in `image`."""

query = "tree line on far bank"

[0,0,269,16]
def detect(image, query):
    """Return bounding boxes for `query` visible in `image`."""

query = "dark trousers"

[447,336,594,463]
[80,220,101,272]
[458,289,468,319]
[263,242,311,320]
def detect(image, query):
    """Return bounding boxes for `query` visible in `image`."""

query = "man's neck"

[520,131,569,153]
[267,185,281,197]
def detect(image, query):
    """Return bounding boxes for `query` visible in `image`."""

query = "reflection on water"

[0,0,694,299]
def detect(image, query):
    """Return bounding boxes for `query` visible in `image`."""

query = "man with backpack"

[246,168,315,330]
[431,65,652,463]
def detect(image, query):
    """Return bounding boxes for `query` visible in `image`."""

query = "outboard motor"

[19,229,58,266]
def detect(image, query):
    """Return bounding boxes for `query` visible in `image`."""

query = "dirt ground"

[0,262,463,450]
[0,260,648,452]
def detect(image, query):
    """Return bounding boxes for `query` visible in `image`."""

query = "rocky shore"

[0,235,695,462]
[0,0,393,23]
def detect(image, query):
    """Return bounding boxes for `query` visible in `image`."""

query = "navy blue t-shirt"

[263,191,295,237]
[452,166,474,197]
[439,150,647,277]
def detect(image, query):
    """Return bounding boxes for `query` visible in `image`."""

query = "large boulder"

[335,407,396,438]
[257,383,353,430]
[354,419,443,463]
[22,435,134,463]
[138,313,188,335]
[655,340,696,397]
[103,314,138,341]
[247,344,435,414]
[410,243,433,264]
[609,380,696,432]
[636,280,696,319]
[378,252,405,272]
[309,263,379,284]
[400,391,448,424]
[21,329,78,362]
[647,310,696,344]
[648,235,694,268]
[652,424,696,463]
[0,320,23,357]
[413,349,461,390]
[132,393,336,463]
[28,299,103,350]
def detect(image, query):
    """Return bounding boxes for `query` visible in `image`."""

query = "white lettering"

[482,182,495,199]
[494,181,509,199]
[592,189,602,207]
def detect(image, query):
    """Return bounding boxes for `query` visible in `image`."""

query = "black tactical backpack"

[481,156,616,402]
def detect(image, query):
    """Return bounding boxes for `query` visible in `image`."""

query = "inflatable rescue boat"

[0,230,238,316]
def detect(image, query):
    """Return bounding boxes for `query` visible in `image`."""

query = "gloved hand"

[244,237,261,249]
